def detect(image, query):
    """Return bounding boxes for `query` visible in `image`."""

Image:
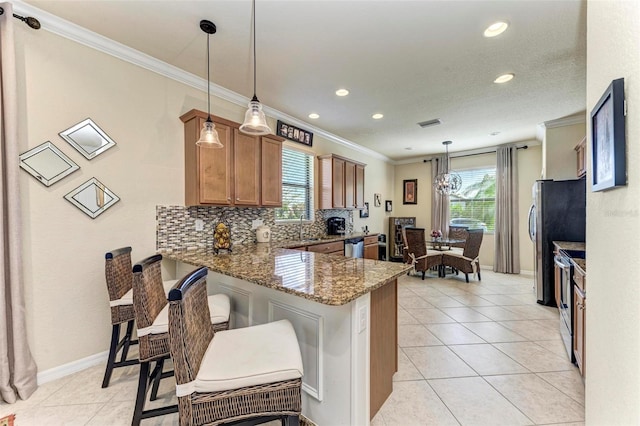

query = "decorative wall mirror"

[64,177,120,219]
[59,118,116,160]
[19,141,79,186]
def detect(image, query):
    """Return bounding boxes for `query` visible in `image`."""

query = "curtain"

[430,155,450,237]
[494,145,520,273]
[0,3,38,403]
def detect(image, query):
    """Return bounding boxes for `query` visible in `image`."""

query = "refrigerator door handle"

[528,204,536,242]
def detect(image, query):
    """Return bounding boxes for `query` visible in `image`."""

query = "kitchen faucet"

[299,214,304,240]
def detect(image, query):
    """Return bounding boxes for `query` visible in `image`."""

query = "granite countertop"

[276,232,378,249]
[553,241,586,252]
[572,258,586,273]
[161,242,409,306]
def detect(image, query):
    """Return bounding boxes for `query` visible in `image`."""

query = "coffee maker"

[327,217,346,235]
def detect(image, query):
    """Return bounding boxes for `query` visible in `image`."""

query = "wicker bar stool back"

[168,267,303,426]
[102,247,138,388]
[131,254,178,425]
[405,228,443,279]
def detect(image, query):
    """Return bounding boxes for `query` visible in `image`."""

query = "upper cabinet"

[180,109,283,207]
[575,136,587,178]
[318,154,366,210]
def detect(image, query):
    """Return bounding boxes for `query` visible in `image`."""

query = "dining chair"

[168,266,303,426]
[447,225,469,251]
[131,255,231,425]
[103,247,181,389]
[405,228,443,279]
[442,229,484,282]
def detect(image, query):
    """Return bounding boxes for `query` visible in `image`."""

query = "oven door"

[554,254,574,360]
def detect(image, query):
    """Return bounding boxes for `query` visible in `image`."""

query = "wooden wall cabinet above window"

[575,136,587,178]
[180,109,283,207]
[318,154,366,210]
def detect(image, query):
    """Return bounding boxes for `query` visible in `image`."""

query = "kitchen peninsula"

[161,244,411,425]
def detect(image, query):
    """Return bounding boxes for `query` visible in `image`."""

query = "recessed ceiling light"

[490,131,501,136]
[372,113,384,120]
[494,73,515,84]
[335,89,349,97]
[308,113,319,119]
[484,21,509,38]
[404,147,413,151]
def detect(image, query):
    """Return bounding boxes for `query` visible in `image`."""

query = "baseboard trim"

[37,351,108,385]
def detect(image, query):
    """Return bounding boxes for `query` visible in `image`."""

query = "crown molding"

[392,140,541,165]
[13,0,392,163]
[543,113,586,129]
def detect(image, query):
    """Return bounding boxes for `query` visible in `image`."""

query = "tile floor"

[0,269,584,425]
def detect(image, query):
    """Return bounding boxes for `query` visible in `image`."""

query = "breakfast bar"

[161,245,411,425]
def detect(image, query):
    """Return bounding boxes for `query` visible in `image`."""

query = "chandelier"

[433,141,462,196]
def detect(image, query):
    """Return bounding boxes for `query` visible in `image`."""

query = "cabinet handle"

[227,197,231,201]
[236,198,240,201]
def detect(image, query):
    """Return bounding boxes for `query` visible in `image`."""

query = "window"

[449,167,496,232]
[275,148,314,221]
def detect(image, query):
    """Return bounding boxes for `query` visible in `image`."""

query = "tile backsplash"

[156,205,353,251]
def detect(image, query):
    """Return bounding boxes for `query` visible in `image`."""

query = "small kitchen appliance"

[327,217,346,235]
[256,225,271,243]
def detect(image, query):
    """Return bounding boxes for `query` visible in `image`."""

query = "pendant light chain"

[206,32,211,119]
[252,0,257,98]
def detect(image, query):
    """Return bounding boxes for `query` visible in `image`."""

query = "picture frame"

[59,118,116,160]
[590,78,626,192]
[385,200,393,212]
[374,193,382,207]
[403,179,418,204]
[359,202,369,218]
[277,120,313,147]
[19,141,79,187]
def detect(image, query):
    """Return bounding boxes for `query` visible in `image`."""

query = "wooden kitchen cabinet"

[181,109,283,207]
[575,136,587,178]
[364,235,379,260]
[307,240,345,256]
[318,154,366,210]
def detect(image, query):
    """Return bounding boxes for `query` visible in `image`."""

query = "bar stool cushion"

[138,294,230,337]
[110,279,179,307]
[177,319,303,396]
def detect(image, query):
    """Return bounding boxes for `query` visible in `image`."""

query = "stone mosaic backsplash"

[156,205,353,251]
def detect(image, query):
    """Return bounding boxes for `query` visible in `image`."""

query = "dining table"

[427,238,464,251]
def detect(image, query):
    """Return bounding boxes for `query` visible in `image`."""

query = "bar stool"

[168,266,303,426]
[131,255,230,426]
[102,247,182,388]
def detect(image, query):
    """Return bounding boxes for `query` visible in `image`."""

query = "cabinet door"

[199,119,233,205]
[233,129,260,206]
[332,157,345,208]
[355,164,365,208]
[364,243,378,260]
[345,161,356,209]
[261,136,282,207]
[573,286,585,376]
[575,137,587,178]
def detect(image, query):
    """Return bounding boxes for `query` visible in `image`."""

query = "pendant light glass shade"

[240,0,272,136]
[196,19,223,148]
[433,141,462,196]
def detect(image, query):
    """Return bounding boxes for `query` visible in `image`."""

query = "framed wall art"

[359,202,369,218]
[385,200,393,212]
[277,120,313,147]
[374,193,382,207]
[590,78,626,192]
[403,179,417,204]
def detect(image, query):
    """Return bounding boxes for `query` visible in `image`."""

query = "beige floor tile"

[398,324,444,347]
[393,349,424,382]
[426,323,485,345]
[450,294,495,307]
[506,294,539,305]
[534,339,569,358]
[422,295,466,308]
[398,295,435,309]
[532,319,561,330]
[0,372,76,417]
[12,402,103,426]
[404,346,477,379]
[404,308,456,324]
[449,344,529,376]
[536,370,585,406]
[460,322,528,343]
[410,287,448,299]
[471,306,527,321]
[398,287,418,298]
[371,410,387,425]
[478,294,528,306]
[499,320,562,341]
[397,307,420,325]
[86,399,178,426]
[378,380,459,425]
[429,377,533,425]
[439,307,493,322]
[436,286,469,297]
[492,342,575,373]
[41,365,133,406]
[502,305,559,320]
[485,374,585,424]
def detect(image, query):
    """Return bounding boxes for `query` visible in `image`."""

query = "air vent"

[417,118,442,128]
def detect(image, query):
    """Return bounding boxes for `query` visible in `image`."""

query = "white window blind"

[275,148,314,221]
[449,167,496,232]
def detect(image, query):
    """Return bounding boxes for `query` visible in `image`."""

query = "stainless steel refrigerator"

[528,179,586,306]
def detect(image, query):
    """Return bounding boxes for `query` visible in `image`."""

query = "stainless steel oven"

[554,252,574,361]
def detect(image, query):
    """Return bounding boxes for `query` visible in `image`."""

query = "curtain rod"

[0,7,41,30]
[422,145,528,163]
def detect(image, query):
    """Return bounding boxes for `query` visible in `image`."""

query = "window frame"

[275,146,315,223]
[448,165,497,233]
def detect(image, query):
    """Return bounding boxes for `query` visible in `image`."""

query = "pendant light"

[196,19,223,148]
[433,141,462,196]
[239,0,272,135]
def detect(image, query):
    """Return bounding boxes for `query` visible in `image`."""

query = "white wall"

[543,122,586,180]
[585,1,640,424]
[393,144,541,272]
[16,27,394,372]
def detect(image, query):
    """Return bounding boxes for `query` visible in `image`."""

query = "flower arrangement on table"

[430,229,442,241]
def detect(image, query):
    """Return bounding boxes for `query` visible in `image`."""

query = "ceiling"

[21,0,587,162]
